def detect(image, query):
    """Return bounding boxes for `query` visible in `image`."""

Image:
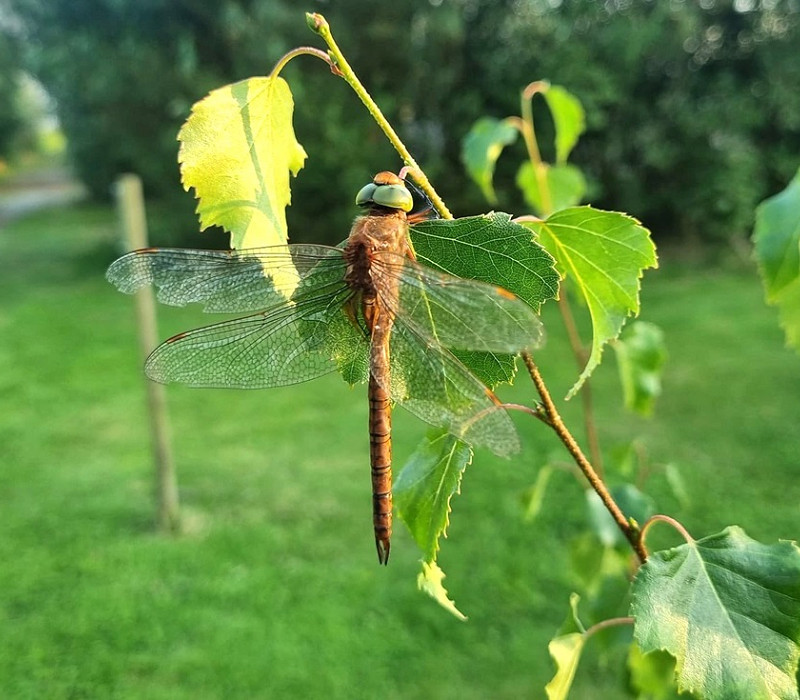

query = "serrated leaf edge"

[430,438,473,559]
[630,529,800,699]
[417,560,467,621]
[527,206,657,399]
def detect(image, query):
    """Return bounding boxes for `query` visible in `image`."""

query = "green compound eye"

[355,183,377,207]
[370,183,413,212]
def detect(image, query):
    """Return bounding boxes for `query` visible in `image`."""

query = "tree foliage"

[97,9,800,698]
[3,0,799,243]
[0,30,25,159]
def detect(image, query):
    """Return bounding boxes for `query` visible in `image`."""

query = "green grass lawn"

[1,203,798,699]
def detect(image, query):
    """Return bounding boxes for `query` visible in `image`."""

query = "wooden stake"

[115,174,180,533]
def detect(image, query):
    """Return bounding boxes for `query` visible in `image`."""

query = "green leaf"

[395,429,472,561]
[632,526,800,700]
[462,117,518,204]
[516,161,586,216]
[613,321,667,417]
[753,167,800,352]
[410,213,559,387]
[607,441,639,479]
[521,464,554,522]
[450,349,516,389]
[178,76,307,251]
[546,594,587,700]
[520,206,658,399]
[543,84,586,165]
[410,213,559,310]
[664,463,691,510]
[586,484,655,549]
[417,560,467,621]
[628,643,688,699]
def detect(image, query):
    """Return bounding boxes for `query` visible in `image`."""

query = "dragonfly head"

[355,171,414,213]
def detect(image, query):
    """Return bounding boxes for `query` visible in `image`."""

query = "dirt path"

[0,167,87,227]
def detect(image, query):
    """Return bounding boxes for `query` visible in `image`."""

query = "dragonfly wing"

[373,254,545,354]
[145,286,358,388]
[386,320,520,458]
[107,244,346,313]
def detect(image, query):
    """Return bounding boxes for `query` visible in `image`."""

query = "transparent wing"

[386,321,520,457]
[145,286,357,388]
[372,252,544,354]
[106,244,346,313]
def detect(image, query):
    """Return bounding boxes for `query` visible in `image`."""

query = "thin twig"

[522,351,647,563]
[306,12,452,220]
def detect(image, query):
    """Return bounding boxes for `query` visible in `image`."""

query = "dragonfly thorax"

[343,209,410,299]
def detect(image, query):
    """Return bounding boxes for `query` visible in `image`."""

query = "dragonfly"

[107,171,544,564]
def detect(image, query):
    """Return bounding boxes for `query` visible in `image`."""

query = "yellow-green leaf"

[542,85,586,165]
[417,560,467,621]
[545,633,585,700]
[178,76,307,251]
[520,206,658,399]
[545,593,587,700]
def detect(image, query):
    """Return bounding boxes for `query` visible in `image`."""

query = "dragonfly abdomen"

[369,374,392,565]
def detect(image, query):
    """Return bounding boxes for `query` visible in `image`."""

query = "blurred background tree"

[0,29,27,162]
[1,0,798,244]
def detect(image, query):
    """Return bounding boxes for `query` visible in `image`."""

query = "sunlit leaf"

[178,76,307,253]
[395,429,472,561]
[753,167,800,352]
[410,213,559,387]
[516,161,586,216]
[543,84,586,165]
[613,321,667,416]
[462,117,518,204]
[632,526,800,700]
[545,593,587,700]
[417,560,467,621]
[520,206,658,399]
[546,633,585,700]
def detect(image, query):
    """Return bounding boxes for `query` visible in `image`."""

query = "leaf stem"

[556,291,603,475]
[584,616,634,640]
[640,514,694,549]
[522,352,647,563]
[501,402,552,426]
[519,81,553,217]
[306,12,452,220]
[269,46,338,79]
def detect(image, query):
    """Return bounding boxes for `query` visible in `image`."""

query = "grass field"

[1,203,798,699]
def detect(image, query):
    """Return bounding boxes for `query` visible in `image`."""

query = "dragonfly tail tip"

[376,539,391,565]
